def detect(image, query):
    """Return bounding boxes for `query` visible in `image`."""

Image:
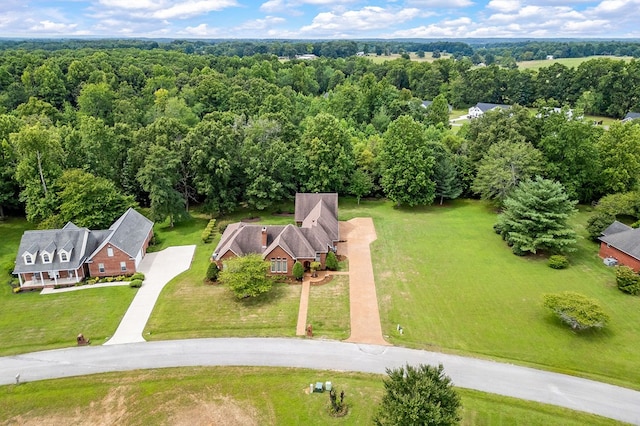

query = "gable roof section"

[88,208,153,260]
[13,228,91,274]
[474,102,511,112]
[601,220,632,236]
[295,193,338,223]
[622,112,640,122]
[599,227,640,261]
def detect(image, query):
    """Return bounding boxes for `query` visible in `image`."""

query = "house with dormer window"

[12,208,153,289]
[211,193,339,276]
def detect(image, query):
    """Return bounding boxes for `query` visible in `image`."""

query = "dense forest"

[0,42,639,231]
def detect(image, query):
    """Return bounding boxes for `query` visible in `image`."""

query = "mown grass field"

[0,367,623,425]
[338,198,640,390]
[517,55,633,70]
[0,218,137,356]
[366,52,452,64]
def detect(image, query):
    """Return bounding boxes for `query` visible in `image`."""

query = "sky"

[1,0,639,39]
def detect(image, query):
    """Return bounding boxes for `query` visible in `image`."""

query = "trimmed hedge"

[130,272,145,281]
[201,219,217,243]
[129,279,143,288]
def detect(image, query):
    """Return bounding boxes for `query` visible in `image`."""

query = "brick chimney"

[261,227,267,249]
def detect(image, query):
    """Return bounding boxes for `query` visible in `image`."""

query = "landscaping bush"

[206,262,219,282]
[548,255,569,269]
[130,272,145,281]
[543,292,609,331]
[325,251,339,271]
[217,220,231,234]
[292,261,304,281]
[129,279,143,288]
[616,266,640,295]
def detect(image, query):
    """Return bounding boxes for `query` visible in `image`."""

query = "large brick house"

[12,208,153,288]
[211,193,339,276]
[598,220,640,272]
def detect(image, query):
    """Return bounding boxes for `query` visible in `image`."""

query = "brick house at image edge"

[211,193,339,276]
[598,220,640,272]
[12,208,154,288]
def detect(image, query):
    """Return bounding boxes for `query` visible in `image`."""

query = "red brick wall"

[88,244,136,277]
[599,243,640,272]
[264,246,295,275]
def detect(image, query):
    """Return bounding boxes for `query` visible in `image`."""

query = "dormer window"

[42,252,52,264]
[59,251,69,262]
[24,254,34,265]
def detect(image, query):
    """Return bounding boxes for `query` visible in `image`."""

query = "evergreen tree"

[496,177,577,255]
[375,363,461,426]
[434,154,462,205]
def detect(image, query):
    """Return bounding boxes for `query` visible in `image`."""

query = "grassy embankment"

[0,367,623,426]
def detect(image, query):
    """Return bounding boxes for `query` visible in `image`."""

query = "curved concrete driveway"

[104,245,196,345]
[1,338,639,424]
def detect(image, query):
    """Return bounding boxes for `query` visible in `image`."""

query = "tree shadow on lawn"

[542,314,614,341]
[393,198,473,213]
[234,282,291,308]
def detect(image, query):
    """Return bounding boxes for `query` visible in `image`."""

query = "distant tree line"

[0,43,638,228]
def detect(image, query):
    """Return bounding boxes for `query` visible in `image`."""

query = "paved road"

[103,245,196,345]
[1,338,639,424]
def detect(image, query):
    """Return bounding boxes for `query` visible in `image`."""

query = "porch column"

[39,272,45,287]
[18,274,23,287]
[53,272,58,286]
[74,269,79,283]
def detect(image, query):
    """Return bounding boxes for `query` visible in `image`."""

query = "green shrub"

[115,275,126,282]
[217,220,231,234]
[325,251,339,271]
[105,277,115,282]
[548,255,569,269]
[130,272,145,281]
[293,261,304,281]
[206,262,219,282]
[129,279,143,288]
[616,266,640,295]
[12,286,21,293]
[543,292,609,331]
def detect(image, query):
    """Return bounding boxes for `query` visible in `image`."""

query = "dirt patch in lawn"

[5,388,261,426]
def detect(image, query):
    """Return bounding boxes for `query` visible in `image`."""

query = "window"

[42,253,51,264]
[60,252,68,262]
[24,254,34,265]
[107,247,114,257]
[270,258,287,273]
[120,261,127,271]
[98,263,105,273]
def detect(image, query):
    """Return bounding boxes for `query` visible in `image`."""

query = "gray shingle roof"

[213,193,339,263]
[600,227,640,260]
[295,193,338,223]
[601,220,632,236]
[622,112,640,122]
[13,228,91,274]
[88,208,154,259]
[475,102,511,112]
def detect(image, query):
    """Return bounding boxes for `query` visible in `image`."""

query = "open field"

[517,55,633,70]
[0,218,137,356]
[0,367,623,425]
[338,198,640,390]
[366,52,451,64]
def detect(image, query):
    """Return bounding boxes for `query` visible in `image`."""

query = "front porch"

[18,269,83,289]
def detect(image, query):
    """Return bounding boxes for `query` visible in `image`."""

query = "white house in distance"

[622,111,640,123]
[468,102,511,119]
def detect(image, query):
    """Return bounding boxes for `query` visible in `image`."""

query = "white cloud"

[301,6,421,34]
[487,0,520,12]
[235,16,286,31]
[260,0,284,13]
[98,0,158,10]
[151,1,238,20]
[29,20,78,33]
[407,0,473,7]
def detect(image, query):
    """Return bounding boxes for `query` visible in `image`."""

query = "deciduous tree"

[543,292,609,331]
[219,254,274,299]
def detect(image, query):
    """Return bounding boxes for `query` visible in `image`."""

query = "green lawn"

[366,52,451,64]
[0,367,623,425]
[338,198,640,389]
[306,275,350,340]
[0,218,137,356]
[517,55,633,70]
[145,208,303,340]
